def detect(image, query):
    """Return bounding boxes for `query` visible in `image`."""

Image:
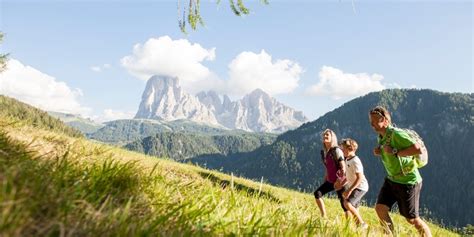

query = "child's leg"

[345,189,368,225]
[344,200,364,224]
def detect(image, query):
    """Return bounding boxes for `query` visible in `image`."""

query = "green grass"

[0,118,459,236]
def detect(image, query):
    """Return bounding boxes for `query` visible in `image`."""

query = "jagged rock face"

[196,90,223,114]
[135,76,219,125]
[135,75,308,133]
[225,89,307,133]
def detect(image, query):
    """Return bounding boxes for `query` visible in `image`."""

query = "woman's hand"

[343,189,352,199]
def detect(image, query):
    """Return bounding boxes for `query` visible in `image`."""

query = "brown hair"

[340,138,358,152]
[369,106,392,124]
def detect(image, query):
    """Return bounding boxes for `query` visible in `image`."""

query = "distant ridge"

[48,111,104,134]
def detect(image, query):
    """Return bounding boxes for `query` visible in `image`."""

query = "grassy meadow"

[0,117,459,236]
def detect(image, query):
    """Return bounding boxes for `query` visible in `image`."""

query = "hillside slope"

[0,113,460,235]
[0,95,83,138]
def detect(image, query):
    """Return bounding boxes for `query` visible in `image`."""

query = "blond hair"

[340,138,358,152]
[321,129,338,152]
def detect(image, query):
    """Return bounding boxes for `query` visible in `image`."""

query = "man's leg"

[399,182,431,237]
[375,204,394,234]
[406,217,432,237]
[376,179,396,234]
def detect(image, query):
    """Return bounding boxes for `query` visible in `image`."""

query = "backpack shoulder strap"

[385,127,410,176]
[385,127,395,146]
[330,147,344,169]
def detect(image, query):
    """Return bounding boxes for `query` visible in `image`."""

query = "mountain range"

[134,75,308,133]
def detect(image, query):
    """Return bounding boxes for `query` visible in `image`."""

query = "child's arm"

[343,172,364,198]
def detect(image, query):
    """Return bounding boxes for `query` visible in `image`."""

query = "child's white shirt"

[346,156,369,191]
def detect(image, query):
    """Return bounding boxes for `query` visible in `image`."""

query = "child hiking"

[314,129,347,218]
[369,106,432,237]
[339,138,369,229]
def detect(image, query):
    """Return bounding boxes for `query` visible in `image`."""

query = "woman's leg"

[314,181,334,218]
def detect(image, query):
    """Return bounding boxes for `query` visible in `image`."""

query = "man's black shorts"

[376,178,422,219]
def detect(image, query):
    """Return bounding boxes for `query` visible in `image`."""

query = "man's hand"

[383,145,395,154]
[373,147,382,156]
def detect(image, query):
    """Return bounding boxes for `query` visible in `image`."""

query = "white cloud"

[305,66,385,99]
[90,63,112,72]
[226,50,302,96]
[121,36,216,93]
[90,66,101,72]
[0,59,90,115]
[93,109,135,123]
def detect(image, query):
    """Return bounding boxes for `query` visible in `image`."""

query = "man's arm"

[383,143,421,157]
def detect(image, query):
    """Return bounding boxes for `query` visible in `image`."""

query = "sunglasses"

[369,107,387,118]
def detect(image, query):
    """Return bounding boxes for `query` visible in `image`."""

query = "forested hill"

[88,119,231,145]
[192,89,473,227]
[0,95,83,138]
[125,132,276,161]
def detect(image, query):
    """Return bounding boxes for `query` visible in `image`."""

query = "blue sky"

[0,0,472,122]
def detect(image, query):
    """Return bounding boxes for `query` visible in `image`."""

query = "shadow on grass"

[198,171,281,203]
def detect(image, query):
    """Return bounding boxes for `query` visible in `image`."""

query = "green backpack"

[386,127,429,174]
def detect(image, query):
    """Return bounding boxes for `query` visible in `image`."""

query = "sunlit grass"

[0,119,459,236]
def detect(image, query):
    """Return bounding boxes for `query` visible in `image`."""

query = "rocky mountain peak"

[148,75,179,90]
[135,75,308,133]
[196,90,223,114]
[134,75,218,125]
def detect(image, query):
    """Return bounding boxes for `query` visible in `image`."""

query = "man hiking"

[369,106,431,236]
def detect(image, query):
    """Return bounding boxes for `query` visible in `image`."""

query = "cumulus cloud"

[90,63,112,72]
[0,59,90,114]
[121,36,216,93]
[305,66,385,99]
[93,109,136,123]
[226,50,302,96]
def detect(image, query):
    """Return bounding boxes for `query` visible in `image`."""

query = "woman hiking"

[314,129,347,218]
